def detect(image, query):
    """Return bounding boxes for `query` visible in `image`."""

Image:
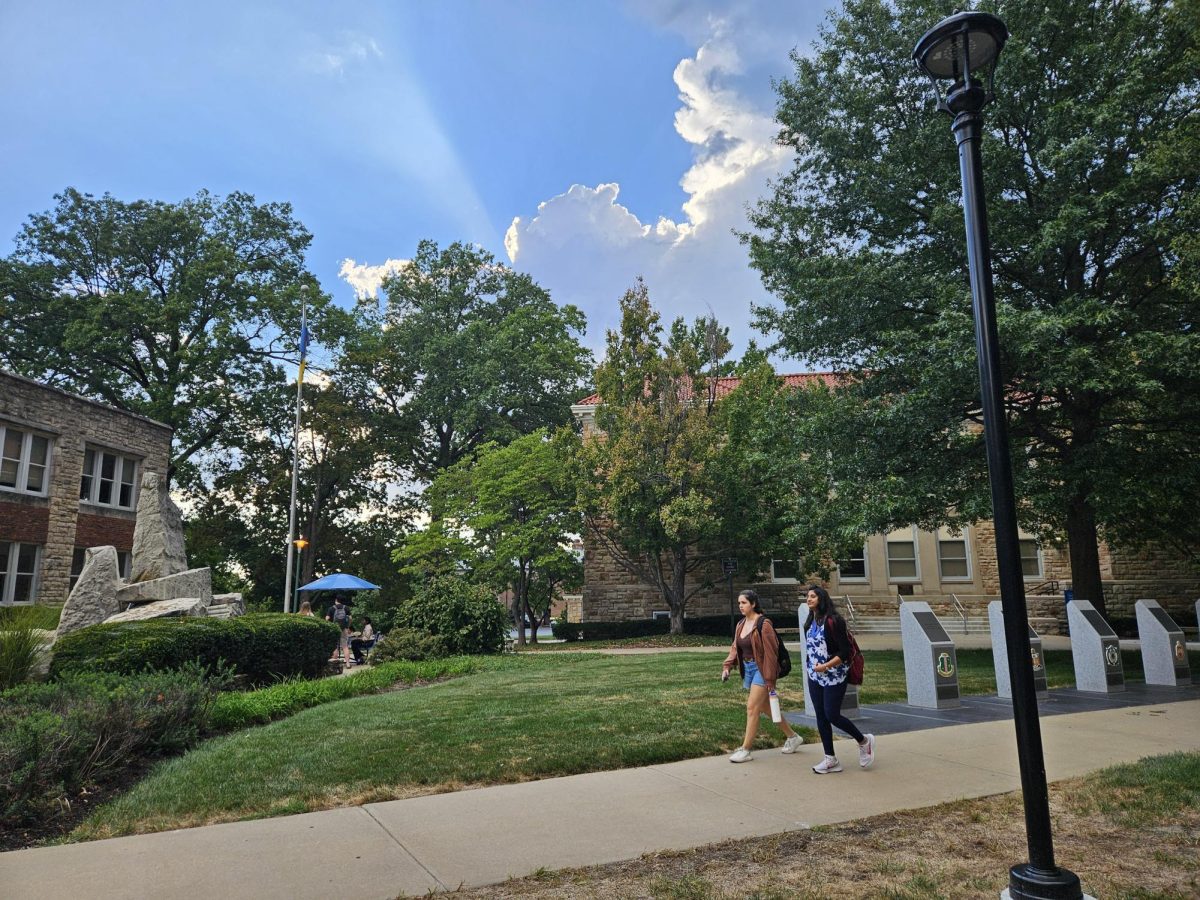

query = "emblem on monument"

[1104,644,1120,667]
[1030,648,1042,671]
[1176,640,1186,662]
[936,651,955,678]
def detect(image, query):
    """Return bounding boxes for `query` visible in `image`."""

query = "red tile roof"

[574,372,842,407]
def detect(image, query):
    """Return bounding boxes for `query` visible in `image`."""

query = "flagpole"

[283,287,308,613]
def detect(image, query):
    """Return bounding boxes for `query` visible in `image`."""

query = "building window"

[937,527,971,581]
[80,447,139,510]
[0,424,51,497]
[0,541,40,604]
[1019,538,1043,579]
[69,548,132,592]
[885,528,919,581]
[771,559,801,582]
[836,545,868,582]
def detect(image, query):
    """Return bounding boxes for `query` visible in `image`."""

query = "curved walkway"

[2,690,1197,899]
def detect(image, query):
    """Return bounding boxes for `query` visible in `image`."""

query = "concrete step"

[849,614,992,636]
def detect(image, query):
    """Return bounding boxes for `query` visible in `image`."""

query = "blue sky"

[1,1,838,361]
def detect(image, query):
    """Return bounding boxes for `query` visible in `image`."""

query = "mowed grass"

[72,647,1196,842]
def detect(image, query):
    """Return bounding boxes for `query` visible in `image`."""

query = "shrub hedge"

[397,577,509,655]
[0,663,229,827]
[369,628,449,663]
[49,614,339,684]
[551,612,801,642]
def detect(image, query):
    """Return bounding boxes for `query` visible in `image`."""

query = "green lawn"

[72,647,1194,842]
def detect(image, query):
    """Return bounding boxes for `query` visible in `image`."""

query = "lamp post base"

[1001,863,1086,900]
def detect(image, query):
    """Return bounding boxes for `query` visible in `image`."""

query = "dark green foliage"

[368,628,450,663]
[0,604,62,631]
[0,663,229,827]
[0,606,50,690]
[49,614,338,685]
[396,577,509,655]
[550,614,799,642]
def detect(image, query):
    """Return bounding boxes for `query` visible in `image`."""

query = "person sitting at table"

[350,617,376,665]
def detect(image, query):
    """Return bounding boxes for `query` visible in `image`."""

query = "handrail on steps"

[949,593,968,634]
[842,594,857,628]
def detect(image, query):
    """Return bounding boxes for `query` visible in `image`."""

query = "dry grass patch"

[443,753,1199,900]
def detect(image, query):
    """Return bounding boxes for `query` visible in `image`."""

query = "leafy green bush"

[550,612,799,642]
[370,627,449,663]
[49,614,339,685]
[0,606,52,690]
[396,577,509,655]
[0,663,230,827]
[0,604,62,631]
[209,657,479,731]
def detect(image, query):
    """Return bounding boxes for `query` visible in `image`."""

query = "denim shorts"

[742,660,766,690]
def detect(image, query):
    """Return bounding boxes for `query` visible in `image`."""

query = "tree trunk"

[668,549,687,635]
[525,598,538,644]
[1066,493,1105,617]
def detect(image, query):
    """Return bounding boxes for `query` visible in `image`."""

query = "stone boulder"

[211,592,245,616]
[58,546,122,636]
[104,597,208,623]
[130,471,188,583]
[205,604,235,620]
[116,568,213,609]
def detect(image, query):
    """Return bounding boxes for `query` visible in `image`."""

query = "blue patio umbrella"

[297,573,381,592]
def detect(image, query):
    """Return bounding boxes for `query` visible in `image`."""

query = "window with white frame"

[836,545,868,581]
[1018,533,1043,579]
[937,527,971,581]
[79,447,139,510]
[771,559,801,582]
[0,541,40,604]
[885,527,919,581]
[0,424,51,496]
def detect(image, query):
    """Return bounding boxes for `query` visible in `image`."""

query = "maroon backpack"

[827,615,865,685]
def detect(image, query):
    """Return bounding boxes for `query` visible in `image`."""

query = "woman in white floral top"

[803,585,874,774]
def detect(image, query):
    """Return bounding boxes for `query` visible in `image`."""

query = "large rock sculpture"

[130,471,187,583]
[58,546,122,636]
[116,568,213,609]
[105,597,209,623]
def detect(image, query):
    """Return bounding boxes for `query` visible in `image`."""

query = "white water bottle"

[769,689,782,723]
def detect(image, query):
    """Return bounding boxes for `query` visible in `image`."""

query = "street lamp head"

[294,536,309,550]
[913,11,1008,115]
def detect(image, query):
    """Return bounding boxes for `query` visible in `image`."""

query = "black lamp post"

[913,13,1084,900]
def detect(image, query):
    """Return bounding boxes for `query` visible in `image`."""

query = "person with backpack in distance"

[721,589,804,763]
[325,594,352,667]
[803,585,874,773]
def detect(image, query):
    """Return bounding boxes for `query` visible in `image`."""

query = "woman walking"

[803,585,874,773]
[721,589,804,763]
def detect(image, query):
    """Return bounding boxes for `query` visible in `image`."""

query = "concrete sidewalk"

[2,697,1197,899]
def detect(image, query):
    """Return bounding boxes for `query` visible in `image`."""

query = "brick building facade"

[0,370,172,606]
[573,385,1200,632]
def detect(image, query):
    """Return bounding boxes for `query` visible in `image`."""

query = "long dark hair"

[802,584,837,630]
[738,589,763,615]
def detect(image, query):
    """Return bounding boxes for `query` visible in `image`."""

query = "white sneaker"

[729,747,753,763]
[812,755,842,774]
[858,734,875,769]
[781,734,804,754]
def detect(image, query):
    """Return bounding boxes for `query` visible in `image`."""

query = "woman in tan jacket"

[721,589,804,763]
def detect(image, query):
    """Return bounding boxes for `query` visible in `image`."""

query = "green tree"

[746,0,1200,613]
[0,188,345,492]
[397,429,581,646]
[343,240,592,486]
[575,281,778,634]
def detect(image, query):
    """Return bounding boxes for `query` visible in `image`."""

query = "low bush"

[396,577,509,655]
[369,628,449,663]
[550,613,798,642]
[0,662,230,828]
[49,614,338,685]
[209,656,480,731]
[0,606,52,690]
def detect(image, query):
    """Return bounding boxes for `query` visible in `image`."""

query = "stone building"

[0,369,172,607]
[573,378,1200,632]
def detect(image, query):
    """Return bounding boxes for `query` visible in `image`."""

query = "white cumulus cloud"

[338,257,409,300]
[504,22,795,356]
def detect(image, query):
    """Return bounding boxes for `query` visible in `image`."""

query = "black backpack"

[755,616,792,679]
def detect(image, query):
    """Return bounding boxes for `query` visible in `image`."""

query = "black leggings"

[807,677,865,755]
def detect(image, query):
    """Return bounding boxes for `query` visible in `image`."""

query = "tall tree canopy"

[344,240,592,486]
[0,188,342,492]
[747,0,1200,613]
[575,281,781,634]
